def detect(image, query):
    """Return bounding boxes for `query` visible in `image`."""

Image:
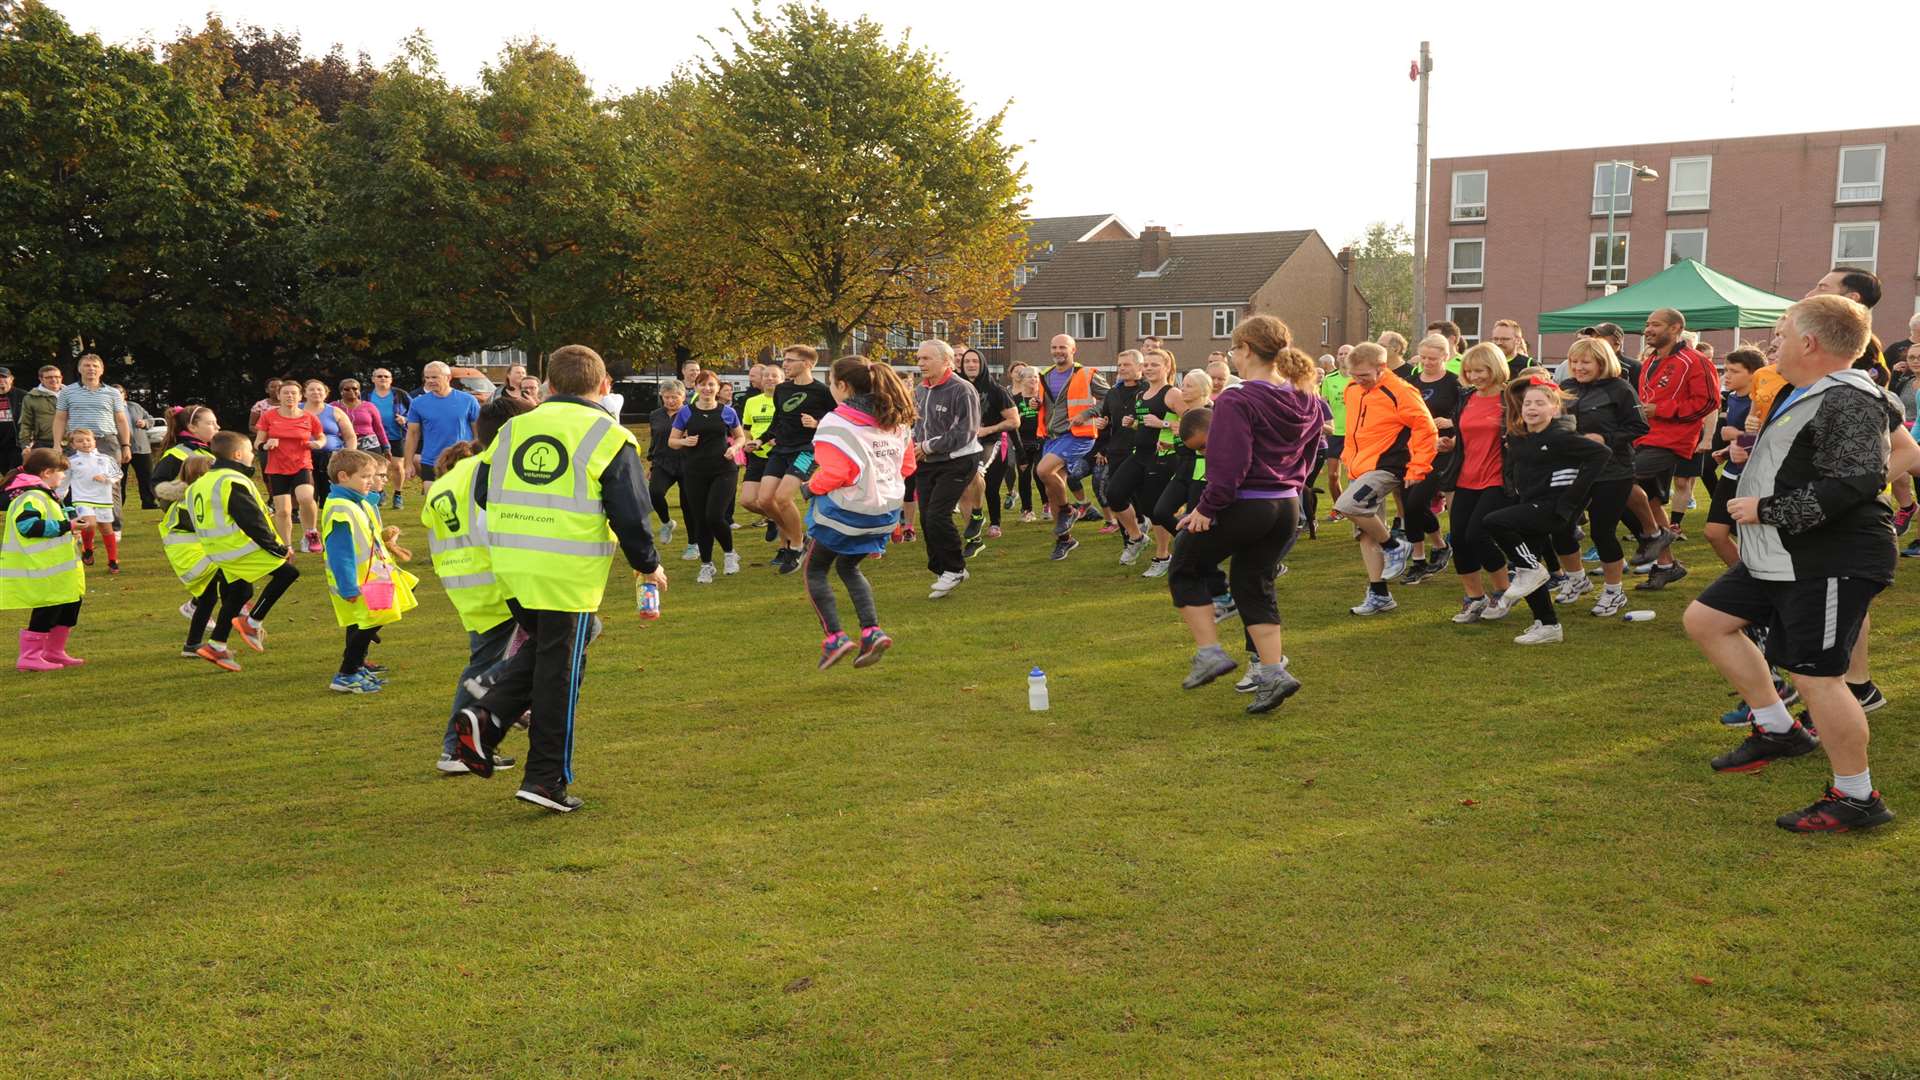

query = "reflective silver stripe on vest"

[429,532,484,555]
[488,533,615,558]
[197,523,241,539]
[0,559,79,579]
[5,534,72,556]
[439,571,497,590]
[487,414,614,516]
[162,532,203,547]
[182,558,215,581]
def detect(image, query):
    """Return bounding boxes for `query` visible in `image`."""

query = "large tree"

[1350,221,1414,341]
[644,3,1027,359]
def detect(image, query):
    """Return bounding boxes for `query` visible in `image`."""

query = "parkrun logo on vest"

[513,436,571,485]
[428,489,462,533]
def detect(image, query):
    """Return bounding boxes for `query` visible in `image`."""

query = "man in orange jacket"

[1334,343,1438,615]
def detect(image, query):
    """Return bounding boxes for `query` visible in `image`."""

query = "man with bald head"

[1627,307,1718,590]
[405,360,479,482]
[1033,334,1108,560]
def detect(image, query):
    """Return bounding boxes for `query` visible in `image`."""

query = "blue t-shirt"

[409,390,479,465]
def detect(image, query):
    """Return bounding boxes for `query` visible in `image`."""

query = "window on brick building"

[1445,304,1482,344]
[1665,229,1707,267]
[1448,239,1484,288]
[1591,163,1635,215]
[1667,156,1712,211]
[1837,145,1884,203]
[1212,308,1238,338]
[1451,171,1487,221]
[1065,311,1106,339]
[1018,312,1039,340]
[1138,310,1183,339]
[1832,222,1879,272]
[971,319,1005,349]
[1589,233,1630,285]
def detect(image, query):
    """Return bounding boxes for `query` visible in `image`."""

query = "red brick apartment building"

[1426,125,1920,355]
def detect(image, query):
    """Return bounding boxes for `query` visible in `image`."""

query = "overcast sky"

[67,0,1920,248]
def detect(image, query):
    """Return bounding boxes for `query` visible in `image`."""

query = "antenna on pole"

[1411,42,1432,336]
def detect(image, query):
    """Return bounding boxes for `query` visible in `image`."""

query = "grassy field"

[5,482,1919,1077]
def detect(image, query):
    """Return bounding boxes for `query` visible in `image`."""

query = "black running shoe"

[1399,559,1434,586]
[1852,681,1888,714]
[1245,668,1302,715]
[776,548,802,575]
[1776,786,1894,832]
[452,706,498,779]
[1425,544,1452,574]
[963,535,985,559]
[1050,536,1078,561]
[764,521,778,543]
[963,511,983,543]
[1710,722,1819,773]
[1634,561,1688,590]
[516,782,582,813]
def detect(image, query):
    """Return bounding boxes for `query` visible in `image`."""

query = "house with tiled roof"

[1006,225,1368,371]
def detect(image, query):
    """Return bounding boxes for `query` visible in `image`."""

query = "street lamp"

[1601,160,1658,295]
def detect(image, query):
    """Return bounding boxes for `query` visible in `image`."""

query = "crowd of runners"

[5,265,1919,830]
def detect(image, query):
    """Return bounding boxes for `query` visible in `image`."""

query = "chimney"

[1337,245,1354,271]
[1139,225,1171,273]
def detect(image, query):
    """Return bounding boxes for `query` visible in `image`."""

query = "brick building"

[1427,125,1920,356]
[1007,225,1368,371]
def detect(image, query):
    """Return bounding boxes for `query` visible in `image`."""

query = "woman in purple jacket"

[1171,315,1322,714]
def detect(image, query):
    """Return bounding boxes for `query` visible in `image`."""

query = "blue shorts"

[1042,435,1096,473]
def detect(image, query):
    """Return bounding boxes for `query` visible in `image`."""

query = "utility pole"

[1411,42,1432,335]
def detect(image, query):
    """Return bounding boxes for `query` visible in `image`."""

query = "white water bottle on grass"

[1028,668,1050,711]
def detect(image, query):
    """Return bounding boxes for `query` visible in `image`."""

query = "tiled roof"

[1014,230,1315,307]
[1023,214,1126,257]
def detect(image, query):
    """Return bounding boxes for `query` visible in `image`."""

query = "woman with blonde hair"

[1445,344,1517,623]
[1399,333,1465,584]
[1556,335,1646,614]
[1171,315,1321,714]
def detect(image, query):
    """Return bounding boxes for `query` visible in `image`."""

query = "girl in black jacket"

[1480,376,1613,644]
[1558,337,1648,615]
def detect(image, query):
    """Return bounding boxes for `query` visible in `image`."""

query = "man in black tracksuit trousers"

[911,340,982,598]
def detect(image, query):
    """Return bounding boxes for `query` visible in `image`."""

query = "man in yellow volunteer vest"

[1033,333,1109,562]
[736,362,779,535]
[450,344,667,813]
[423,393,533,776]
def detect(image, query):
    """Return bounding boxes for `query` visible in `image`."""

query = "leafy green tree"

[644,3,1027,358]
[1350,221,1414,341]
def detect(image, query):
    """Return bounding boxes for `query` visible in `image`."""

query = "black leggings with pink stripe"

[803,540,878,636]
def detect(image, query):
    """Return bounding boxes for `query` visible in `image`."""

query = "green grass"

[6,489,1919,1077]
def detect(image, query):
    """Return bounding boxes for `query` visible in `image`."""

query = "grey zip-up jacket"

[1735,368,1902,583]
[911,372,982,462]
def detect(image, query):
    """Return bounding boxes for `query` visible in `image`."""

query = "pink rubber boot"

[42,626,85,666]
[16,630,61,672]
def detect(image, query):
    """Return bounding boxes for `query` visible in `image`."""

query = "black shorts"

[266,470,312,497]
[1675,450,1711,479]
[1325,434,1346,457]
[1695,563,1885,678]
[416,462,438,483]
[763,447,815,483]
[1706,470,1738,527]
[743,454,768,483]
[1633,446,1689,481]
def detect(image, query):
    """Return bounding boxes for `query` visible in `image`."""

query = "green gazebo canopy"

[1537,259,1794,334]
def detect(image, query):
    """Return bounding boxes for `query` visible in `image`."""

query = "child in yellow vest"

[320,449,417,694]
[3,448,85,670]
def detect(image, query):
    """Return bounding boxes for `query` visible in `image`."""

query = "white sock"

[1750,700,1794,734]
[1603,583,1624,594]
[1833,769,1873,800]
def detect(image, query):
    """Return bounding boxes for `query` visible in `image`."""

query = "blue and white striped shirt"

[55,383,126,437]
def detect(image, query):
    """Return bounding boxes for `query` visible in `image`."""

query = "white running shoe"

[1513,620,1565,645]
[681,543,700,561]
[723,552,740,575]
[928,569,969,599]
[696,562,716,584]
[658,519,676,546]
[1141,557,1170,578]
[1589,588,1629,618]
[1349,592,1398,616]
[1380,539,1415,581]
[1119,535,1149,566]
[1452,595,1488,624]
[1480,591,1515,620]
[1505,564,1552,602]
[1554,575,1594,604]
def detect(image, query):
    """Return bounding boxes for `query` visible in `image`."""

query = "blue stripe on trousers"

[563,612,587,782]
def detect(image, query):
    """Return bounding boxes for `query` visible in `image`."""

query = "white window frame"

[1014,265,1030,288]
[1018,312,1039,340]
[1320,317,1330,346]
[1447,238,1484,288]
[1445,304,1482,345]
[1137,310,1183,339]
[1211,307,1238,339]
[1667,155,1712,212]
[1665,228,1707,267]
[1832,222,1879,272]
[971,319,1005,349]
[1064,311,1107,340]
[1837,144,1885,204]
[886,324,911,351]
[1591,163,1633,215]
[1451,170,1487,221]
[921,319,949,343]
[1588,232,1630,286]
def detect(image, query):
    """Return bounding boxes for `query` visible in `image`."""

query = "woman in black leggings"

[1556,337,1647,616]
[1011,369,1043,521]
[1480,377,1613,645]
[1106,348,1178,566]
[1399,334,1465,584]
[1170,316,1320,715]
[669,373,745,584]
[646,379,692,558]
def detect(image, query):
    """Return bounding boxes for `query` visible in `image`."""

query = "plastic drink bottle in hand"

[637,580,661,620]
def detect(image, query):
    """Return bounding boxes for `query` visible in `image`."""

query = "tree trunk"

[821,320,844,361]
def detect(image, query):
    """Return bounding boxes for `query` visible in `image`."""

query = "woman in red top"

[254,380,326,553]
[1447,344,1515,623]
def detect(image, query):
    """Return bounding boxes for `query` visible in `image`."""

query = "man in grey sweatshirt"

[911,339,982,598]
